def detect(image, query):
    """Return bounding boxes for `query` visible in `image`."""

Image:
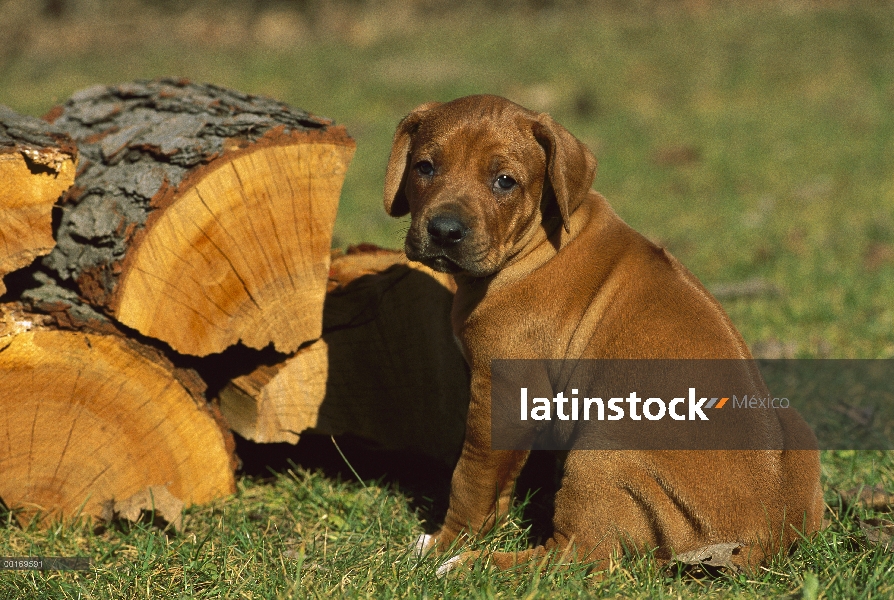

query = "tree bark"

[43,79,355,356]
[0,106,77,296]
[218,247,471,465]
[0,302,236,527]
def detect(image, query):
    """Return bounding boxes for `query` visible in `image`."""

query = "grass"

[1,1,893,597]
[1,450,893,598]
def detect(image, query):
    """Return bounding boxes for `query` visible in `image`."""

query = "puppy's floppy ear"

[383,102,441,217]
[533,114,597,233]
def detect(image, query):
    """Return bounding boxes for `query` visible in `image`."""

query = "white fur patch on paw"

[414,534,434,558]
[436,555,462,578]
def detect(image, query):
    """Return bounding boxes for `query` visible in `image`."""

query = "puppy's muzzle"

[426,214,468,247]
[407,213,472,274]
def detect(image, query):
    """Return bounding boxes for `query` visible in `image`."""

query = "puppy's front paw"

[413,526,463,555]
[413,533,436,558]
[413,533,472,577]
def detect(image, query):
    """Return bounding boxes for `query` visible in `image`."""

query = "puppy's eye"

[415,161,435,176]
[495,174,517,191]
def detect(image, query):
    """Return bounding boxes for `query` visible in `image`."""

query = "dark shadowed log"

[0,106,77,296]
[43,79,355,356]
[0,301,236,527]
[218,247,471,465]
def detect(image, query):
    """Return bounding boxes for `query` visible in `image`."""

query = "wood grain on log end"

[113,127,354,355]
[0,106,77,295]
[0,304,236,527]
[45,79,355,356]
[218,339,328,444]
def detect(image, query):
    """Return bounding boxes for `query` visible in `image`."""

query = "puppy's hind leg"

[434,546,549,577]
[433,535,612,577]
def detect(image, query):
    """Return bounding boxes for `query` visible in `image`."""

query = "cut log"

[0,106,77,296]
[218,247,470,465]
[43,79,355,356]
[0,302,236,526]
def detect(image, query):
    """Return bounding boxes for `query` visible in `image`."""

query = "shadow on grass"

[235,432,561,546]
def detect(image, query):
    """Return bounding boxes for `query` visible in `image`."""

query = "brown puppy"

[383,95,823,573]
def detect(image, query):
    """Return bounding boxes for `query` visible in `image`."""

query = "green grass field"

[1,1,893,597]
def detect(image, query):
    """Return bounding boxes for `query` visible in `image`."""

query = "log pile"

[0,106,77,295]
[0,80,469,528]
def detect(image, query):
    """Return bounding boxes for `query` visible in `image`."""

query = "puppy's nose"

[427,215,467,246]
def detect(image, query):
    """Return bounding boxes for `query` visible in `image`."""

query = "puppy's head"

[384,95,596,277]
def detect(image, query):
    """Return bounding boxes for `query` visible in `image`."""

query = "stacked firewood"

[0,79,468,527]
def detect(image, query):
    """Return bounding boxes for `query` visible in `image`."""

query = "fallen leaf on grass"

[831,404,875,428]
[837,484,894,512]
[858,518,894,551]
[864,242,894,272]
[100,485,184,531]
[708,277,781,301]
[651,145,701,166]
[750,338,798,359]
[666,542,742,577]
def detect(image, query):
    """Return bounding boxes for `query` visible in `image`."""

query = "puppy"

[383,95,823,573]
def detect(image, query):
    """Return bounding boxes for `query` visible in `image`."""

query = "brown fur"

[384,95,823,572]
